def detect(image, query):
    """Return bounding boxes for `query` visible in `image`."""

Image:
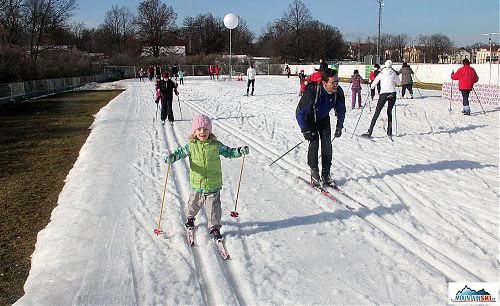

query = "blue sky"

[72,0,499,47]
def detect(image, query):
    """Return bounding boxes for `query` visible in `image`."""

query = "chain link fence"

[0,64,291,105]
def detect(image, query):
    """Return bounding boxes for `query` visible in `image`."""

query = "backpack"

[300,71,322,94]
[158,79,167,94]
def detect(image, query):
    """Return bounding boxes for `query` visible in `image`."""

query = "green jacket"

[168,139,244,193]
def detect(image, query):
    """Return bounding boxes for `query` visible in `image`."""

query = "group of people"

[209,65,221,80]
[154,57,479,242]
[296,57,479,188]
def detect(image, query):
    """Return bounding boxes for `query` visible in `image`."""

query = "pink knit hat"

[192,114,212,134]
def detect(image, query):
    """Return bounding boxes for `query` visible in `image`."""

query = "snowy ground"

[16,76,499,305]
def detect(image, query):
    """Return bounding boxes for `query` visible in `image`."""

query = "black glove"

[302,130,318,141]
[237,146,249,155]
[334,127,342,138]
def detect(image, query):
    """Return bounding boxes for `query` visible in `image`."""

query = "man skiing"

[296,68,346,187]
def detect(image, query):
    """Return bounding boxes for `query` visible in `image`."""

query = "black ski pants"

[401,84,413,97]
[370,83,381,99]
[307,116,332,175]
[367,92,396,134]
[161,95,174,122]
[247,79,255,95]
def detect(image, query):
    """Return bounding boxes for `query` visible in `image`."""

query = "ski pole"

[154,163,171,235]
[367,84,372,112]
[472,88,486,115]
[231,153,246,218]
[449,76,453,113]
[155,102,159,121]
[177,95,183,119]
[351,90,371,138]
[394,102,398,135]
[269,140,305,166]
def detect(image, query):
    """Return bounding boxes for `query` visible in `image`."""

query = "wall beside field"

[288,63,499,85]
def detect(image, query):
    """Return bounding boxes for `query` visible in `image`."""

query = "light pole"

[224,13,239,80]
[376,0,384,64]
[482,32,499,84]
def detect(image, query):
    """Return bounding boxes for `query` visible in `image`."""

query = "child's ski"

[186,228,195,246]
[214,240,230,259]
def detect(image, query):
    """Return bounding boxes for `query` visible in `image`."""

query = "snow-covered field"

[16,76,499,305]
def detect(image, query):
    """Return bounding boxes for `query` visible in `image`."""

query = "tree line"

[0,0,483,83]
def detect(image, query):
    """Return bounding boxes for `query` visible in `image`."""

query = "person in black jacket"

[296,68,346,187]
[158,72,179,125]
[315,58,329,72]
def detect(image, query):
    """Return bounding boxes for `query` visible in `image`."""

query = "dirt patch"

[0,90,123,305]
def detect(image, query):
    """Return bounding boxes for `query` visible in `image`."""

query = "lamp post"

[224,13,239,80]
[376,0,384,63]
[482,32,499,84]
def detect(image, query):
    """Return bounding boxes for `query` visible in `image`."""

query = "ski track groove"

[181,96,488,283]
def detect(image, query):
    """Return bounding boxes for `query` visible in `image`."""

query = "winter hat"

[192,114,212,134]
[385,60,393,68]
[162,72,169,79]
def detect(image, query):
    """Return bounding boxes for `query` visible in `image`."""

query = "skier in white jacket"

[246,64,256,96]
[361,60,401,138]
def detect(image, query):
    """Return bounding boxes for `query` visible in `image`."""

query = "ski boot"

[322,173,336,188]
[210,227,223,242]
[185,218,195,230]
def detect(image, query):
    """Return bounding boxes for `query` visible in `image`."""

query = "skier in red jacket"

[451,59,479,115]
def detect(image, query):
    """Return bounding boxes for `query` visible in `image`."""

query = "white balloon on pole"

[223,13,239,29]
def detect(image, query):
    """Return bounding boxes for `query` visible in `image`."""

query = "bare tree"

[393,33,409,62]
[181,13,224,55]
[23,0,77,61]
[281,0,312,62]
[418,34,453,63]
[135,0,176,57]
[103,5,134,53]
[0,0,24,44]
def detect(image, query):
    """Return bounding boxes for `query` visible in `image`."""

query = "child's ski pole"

[231,153,246,218]
[154,163,171,235]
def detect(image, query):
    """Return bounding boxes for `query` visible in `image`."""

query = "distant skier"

[178,68,185,85]
[215,65,221,80]
[171,65,179,78]
[361,60,400,138]
[148,66,154,81]
[315,58,329,72]
[285,65,291,78]
[163,114,249,241]
[138,68,145,82]
[155,65,161,79]
[451,58,479,115]
[298,69,306,96]
[158,72,179,125]
[349,69,366,108]
[246,64,256,96]
[369,64,381,100]
[399,62,414,99]
[296,68,346,187]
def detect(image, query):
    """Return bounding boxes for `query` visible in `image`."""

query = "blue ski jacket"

[295,83,346,132]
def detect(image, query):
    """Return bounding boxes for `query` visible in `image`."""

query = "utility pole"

[376,0,384,64]
[482,32,499,84]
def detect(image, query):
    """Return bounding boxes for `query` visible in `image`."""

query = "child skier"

[350,69,366,108]
[164,114,249,241]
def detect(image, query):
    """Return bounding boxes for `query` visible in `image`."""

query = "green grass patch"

[0,90,123,305]
[338,77,443,91]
